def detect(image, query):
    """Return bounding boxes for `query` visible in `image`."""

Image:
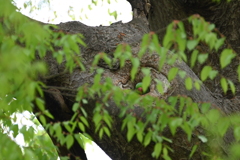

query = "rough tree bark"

[34,0,240,160]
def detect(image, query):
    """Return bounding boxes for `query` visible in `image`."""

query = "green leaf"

[82,99,88,104]
[121,118,128,131]
[23,3,27,8]
[179,51,187,62]
[72,103,79,112]
[127,120,135,142]
[102,54,112,66]
[43,110,54,119]
[99,128,104,139]
[39,115,46,125]
[189,145,198,158]
[74,134,85,149]
[93,113,102,126]
[141,67,150,75]
[144,131,152,147]
[205,33,217,50]
[167,54,178,65]
[220,49,236,69]
[153,143,162,158]
[152,34,161,53]
[178,97,185,115]
[139,34,150,57]
[103,115,112,128]
[36,98,45,111]
[206,109,220,124]
[209,70,218,80]
[198,53,208,64]
[66,135,74,149]
[181,122,192,141]
[200,103,211,114]
[168,67,179,81]
[63,122,72,133]
[36,83,44,97]
[11,124,19,138]
[80,116,89,127]
[137,131,143,143]
[234,127,240,141]
[159,48,167,70]
[208,24,215,31]
[185,77,192,90]
[162,137,173,144]
[228,80,236,95]
[162,147,171,160]
[198,135,208,143]
[169,118,183,135]
[114,45,123,58]
[80,107,88,117]
[141,68,151,93]
[229,144,240,158]
[178,70,186,79]
[220,77,228,94]
[190,50,199,68]
[163,23,174,48]
[214,38,225,51]
[200,66,212,81]
[156,81,164,94]
[187,40,198,51]
[217,118,230,137]
[237,65,240,82]
[93,70,102,85]
[78,122,85,132]
[92,53,101,67]
[24,150,36,160]
[194,81,201,90]
[177,21,185,31]
[130,58,140,80]
[103,127,111,137]
[53,123,62,137]
[168,96,178,107]
[142,76,151,93]
[176,27,186,51]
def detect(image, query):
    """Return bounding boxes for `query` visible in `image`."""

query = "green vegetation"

[0,0,240,160]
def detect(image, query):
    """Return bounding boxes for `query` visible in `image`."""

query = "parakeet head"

[135,82,149,95]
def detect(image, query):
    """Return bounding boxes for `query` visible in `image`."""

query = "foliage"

[0,0,240,160]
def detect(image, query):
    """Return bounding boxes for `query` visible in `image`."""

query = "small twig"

[44,71,68,80]
[154,17,189,35]
[42,86,78,92]
[42,89,77,98]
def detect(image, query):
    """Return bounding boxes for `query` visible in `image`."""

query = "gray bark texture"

[35,0,240,160]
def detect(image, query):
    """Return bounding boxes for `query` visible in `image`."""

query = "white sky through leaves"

[14,0,132,26]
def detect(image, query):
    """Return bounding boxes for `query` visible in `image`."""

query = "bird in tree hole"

[135,82,150,95]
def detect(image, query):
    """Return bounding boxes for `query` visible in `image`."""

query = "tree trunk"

[35,0,240,160]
